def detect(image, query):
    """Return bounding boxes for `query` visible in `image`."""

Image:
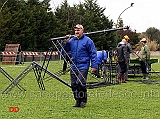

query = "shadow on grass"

[127,76,160,86]
[87,73,160,89]
[87,81,114,89]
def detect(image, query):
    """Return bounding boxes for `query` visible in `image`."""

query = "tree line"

[0,0,159,52]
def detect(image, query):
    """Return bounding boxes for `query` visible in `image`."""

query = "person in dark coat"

[123,35,132,81]
[116,39,128,83]
[60,46,72,74]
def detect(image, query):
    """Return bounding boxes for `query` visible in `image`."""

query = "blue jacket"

[60,45,71,56]
[97,50,108,64]
[64,34,97,70]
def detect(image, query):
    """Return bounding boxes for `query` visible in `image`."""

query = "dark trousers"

[70,69,88,103]
[118,61,127,74]
[95,64,102,78]
[140,61,149,74]
[63,55,71,72]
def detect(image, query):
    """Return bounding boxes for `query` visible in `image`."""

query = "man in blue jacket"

[64,24,97,108]
[96,50,108,78]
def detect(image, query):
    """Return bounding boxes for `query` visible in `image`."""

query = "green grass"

[0,60,160,119]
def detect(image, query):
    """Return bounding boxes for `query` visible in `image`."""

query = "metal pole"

[50,26,129,41]
[116,3,134,27]
[115,3,134,46]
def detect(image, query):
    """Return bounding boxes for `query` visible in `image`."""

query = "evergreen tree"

[54,0,115,50]
[0,0,141,52]
[0,0,60,51]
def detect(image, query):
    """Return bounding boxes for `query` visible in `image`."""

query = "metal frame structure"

[1,26,129,94]
[0,67,26,92]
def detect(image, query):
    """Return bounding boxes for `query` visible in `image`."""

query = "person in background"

[123,35,132,81]
[60,46,72,74]
[96,50,108,78]
[116,39,128,83]
[138,38,150,80]
[64,24,97,108]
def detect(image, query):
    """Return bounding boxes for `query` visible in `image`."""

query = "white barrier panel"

[23,52,39,56]
[0,51,61,63]
[43,52,59,55]
[2,51,16,55]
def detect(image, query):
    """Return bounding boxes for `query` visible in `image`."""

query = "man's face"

[141,41,144,45]
[74,28,84,38]
[126,39,129,42]
[122,39,127,44]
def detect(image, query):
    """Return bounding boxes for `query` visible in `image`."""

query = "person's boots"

[79,86,87,108]
[84,91,87,104]
[73,99,81,107]
[116,73,122,84]
[121,74,126,83]
[145,74,149,80]
[72,86,80,107]
[124,73,128,81]
[72,92,80,107]
[142,73,146,79]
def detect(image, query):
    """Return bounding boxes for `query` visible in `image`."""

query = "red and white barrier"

[2,51,59,56]
[23,52,39,56]
[43,52,59,55]
[2,51,16,55]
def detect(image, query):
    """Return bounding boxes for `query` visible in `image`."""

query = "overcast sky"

[50,0,160,33]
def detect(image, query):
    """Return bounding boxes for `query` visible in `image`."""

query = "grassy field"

[0,59,160,119]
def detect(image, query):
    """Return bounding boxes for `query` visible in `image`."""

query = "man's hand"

[91,68,97,72]
[64,34,71,42]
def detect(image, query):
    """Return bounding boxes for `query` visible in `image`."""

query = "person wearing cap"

[138,38,150,79]
[63,24,97,108]
[123,35,132,81]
